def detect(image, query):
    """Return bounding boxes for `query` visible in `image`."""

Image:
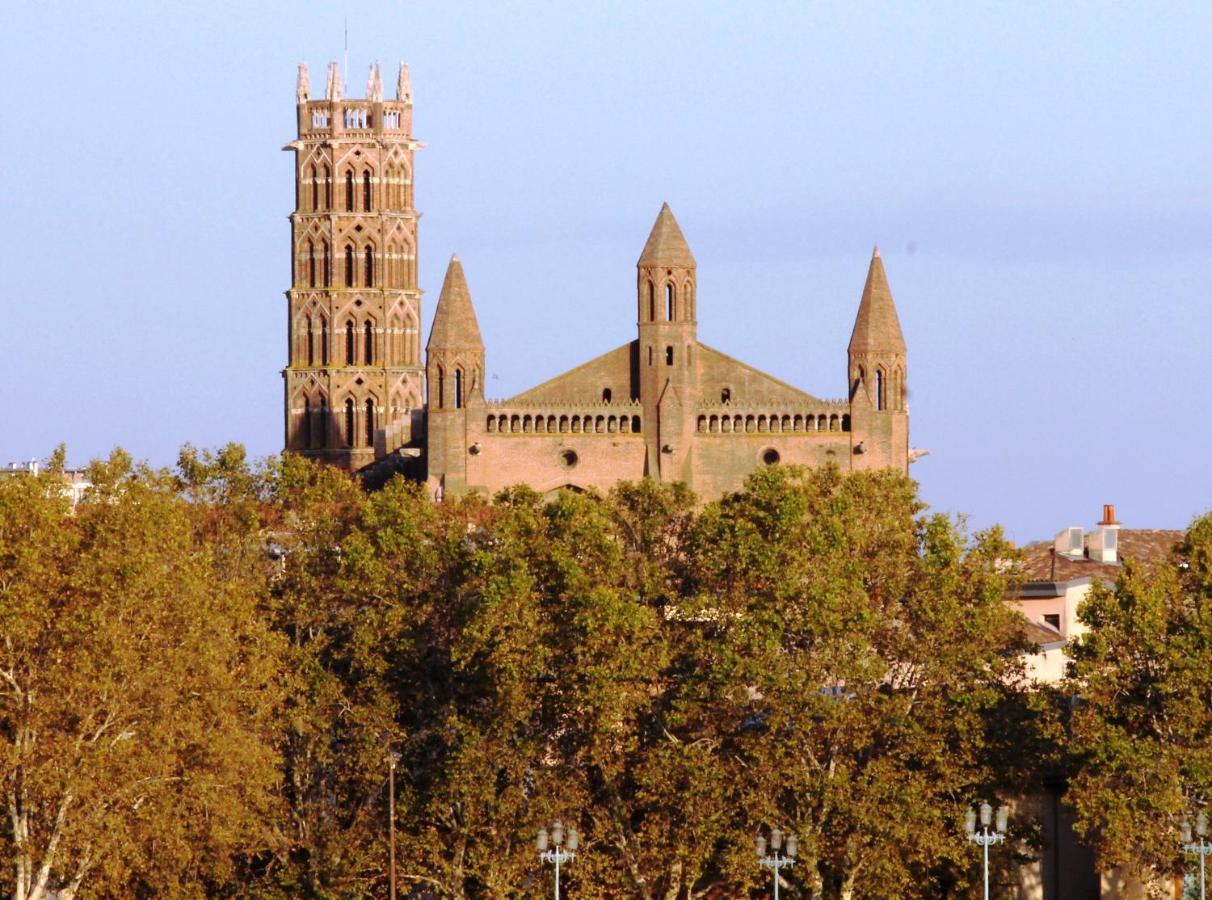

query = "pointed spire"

[296,63,311,104]
[848,246,905,355]
[638,202,696,268]
[427,255,484,351]
[326,61,343,101]
[367,62,383,102]
[397,62,412,102]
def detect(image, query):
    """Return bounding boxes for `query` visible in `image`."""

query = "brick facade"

[284,65,910,499]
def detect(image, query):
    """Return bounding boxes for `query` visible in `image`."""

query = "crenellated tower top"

[292,61,417,140]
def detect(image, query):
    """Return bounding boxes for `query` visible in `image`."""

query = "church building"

[282,63,910,499]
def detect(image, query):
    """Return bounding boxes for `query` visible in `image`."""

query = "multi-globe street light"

[1182,811,1211,900]
[755,826,798,900]
[965,802,1008,900]
[537,819,579,899]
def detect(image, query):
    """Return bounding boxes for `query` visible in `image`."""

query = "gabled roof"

[848,246,905,355]
[638,203,696,268]
[427,255,483,351]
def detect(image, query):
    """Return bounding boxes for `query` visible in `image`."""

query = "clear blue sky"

[3,1,1210,542]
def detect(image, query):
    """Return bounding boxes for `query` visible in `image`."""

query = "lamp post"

[387,751,400,900]
[537,819,578,899]
[965,802,1008,900]
[1182,811,1211,900]
[756,826,798,900]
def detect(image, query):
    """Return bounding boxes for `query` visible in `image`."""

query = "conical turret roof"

[638,203,696,268]
[848,246,905,354]
[427,255,483,351]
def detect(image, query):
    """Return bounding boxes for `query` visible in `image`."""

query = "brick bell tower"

[282,61,424,472]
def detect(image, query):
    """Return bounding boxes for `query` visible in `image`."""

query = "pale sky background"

[2,1,1210,542]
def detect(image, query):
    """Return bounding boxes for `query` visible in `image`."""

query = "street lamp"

[387,751,401,900]
[537,819,579,899]
[965,802,1008,900]
[1182,811,1211,900]
[756,826,798,900]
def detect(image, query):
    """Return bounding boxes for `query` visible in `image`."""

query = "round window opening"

[561,449,579,468]
[762,448,781,466]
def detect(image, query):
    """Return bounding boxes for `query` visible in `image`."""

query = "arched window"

[721,387,731,404]
[303,397,312,449]
[309,165,318,211]
[345,170,355,212]
[365,398,375,446]
[648,281,656,321]
[602,387,612,403]
[666,283,675,321]
[308,240,316,288]
[345,245,355,287]
[364,246,374,287]
[876,370,885,411]
[320,316,329,365]
[454,369,464,409]
[317,397,328,447]
[345,320,356,365]
[344,398,355,446]
[364,321,374,365]
[363,171,372,212]
[647,346,653,366]
[322,240,331,287]
[665,346,674,366]
[437,367,445,408]
[323,165,331,209]
[306,317,314,366]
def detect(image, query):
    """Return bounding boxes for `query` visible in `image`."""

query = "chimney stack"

[1100,504,1119,527]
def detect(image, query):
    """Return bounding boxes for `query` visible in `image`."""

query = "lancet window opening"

[345,245,355,287]
[454,369,464,409]
[320,317,329,365]
[666,283,675,321]
[363,170,372,212]
[323,165,331,209]
[308,240,316,288]
[309,165,318,211]
[345,170,355,212]
[345,320,356,365]
[365,398,375,446]
[647,281,656,322]
[364,246,374,287]
[364,321,374,365]
[322,240,331,287]
[306,317,314,366]
[302,397,312,449]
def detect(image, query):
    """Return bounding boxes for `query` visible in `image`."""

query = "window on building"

[323,165,331,209]
[665,346,674,366]
[364,321,374,365]
[602,387,612,403]
[344,398,355,446]
[666,283,675,321]
[648,281,655,321]
[322,240,331,286]
[364,246,374,287]
[437,367,445,408]
[303,397,312,449]
[345,170,354,212]
[365,398,375,446]
[721,387,731,404]
[306,317,314,366]
[648,346,653,366]
[320,317,329,365]
[454,369,464,409]
[345,245,355,287]
[317,397,327,446]
[1043,613,1061,630]
[363,171,372,212]
[345,320,355,365]
[308,240,316,288]
[310,165,318,211]
[876,370,885,411]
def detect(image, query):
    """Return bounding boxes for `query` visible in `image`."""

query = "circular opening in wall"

[761,448,781,466]
[561,449,578,468]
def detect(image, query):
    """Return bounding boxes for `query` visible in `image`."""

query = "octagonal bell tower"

[282,61,424,471]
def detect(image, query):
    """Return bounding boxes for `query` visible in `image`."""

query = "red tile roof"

[1017,528,1183,585]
